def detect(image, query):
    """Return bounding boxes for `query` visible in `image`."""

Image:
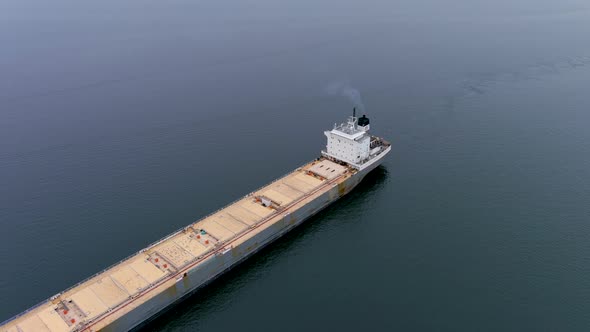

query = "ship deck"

[1,158,354,332]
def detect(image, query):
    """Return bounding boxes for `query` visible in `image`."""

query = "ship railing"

[1,298,46,326]
[0,158,318,327]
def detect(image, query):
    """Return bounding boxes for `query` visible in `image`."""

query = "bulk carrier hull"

[1,146,390,332]
[1,110,390,332]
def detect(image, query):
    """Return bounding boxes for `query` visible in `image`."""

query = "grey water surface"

[2,0,590,331]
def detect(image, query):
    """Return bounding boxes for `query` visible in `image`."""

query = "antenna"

[353,107,356,119]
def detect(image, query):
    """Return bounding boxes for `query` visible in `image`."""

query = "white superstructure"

[322,110,387,170]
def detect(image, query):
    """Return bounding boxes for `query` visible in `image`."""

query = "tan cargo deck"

[1,158,352,332]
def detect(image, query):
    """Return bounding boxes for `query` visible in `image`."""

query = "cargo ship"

[1,110,391,332]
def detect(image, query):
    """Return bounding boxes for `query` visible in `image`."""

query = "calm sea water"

[2,0,590,330]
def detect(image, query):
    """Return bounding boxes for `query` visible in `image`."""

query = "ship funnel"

[357,114,370,131]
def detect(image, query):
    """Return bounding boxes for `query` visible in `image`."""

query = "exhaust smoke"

[325,81,366,114]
